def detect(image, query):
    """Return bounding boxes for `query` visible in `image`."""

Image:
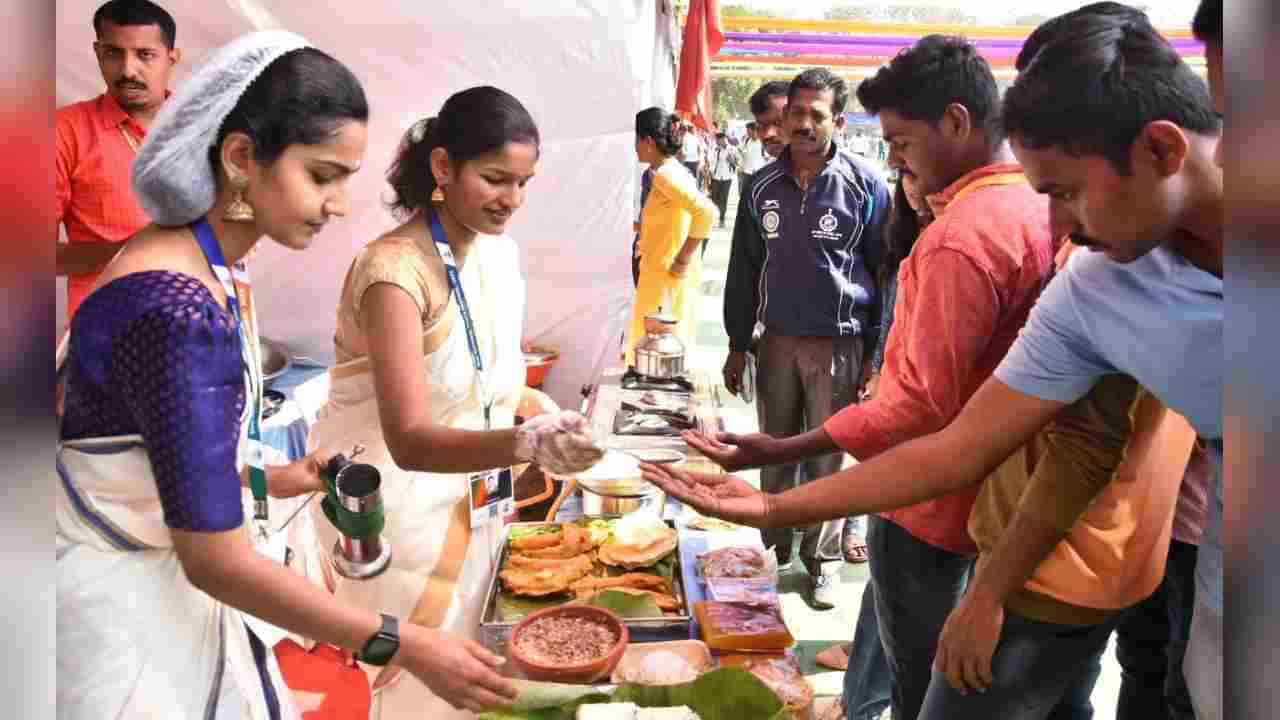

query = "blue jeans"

[917,610,1112,720]
[841,581,892,720]
[1116,539,1199,720]
[866,516,972,720]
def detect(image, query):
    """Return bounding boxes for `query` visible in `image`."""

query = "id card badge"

[468,467,514,529]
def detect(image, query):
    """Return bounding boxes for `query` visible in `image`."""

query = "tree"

[711,76,761,127]
[720,4,785,30]
[704,5,784,126]
[825,4,977,25]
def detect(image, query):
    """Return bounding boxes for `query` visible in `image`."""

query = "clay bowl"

[508,605,629,684]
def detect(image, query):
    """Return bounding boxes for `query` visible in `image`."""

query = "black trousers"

[1115,539,1200,720]
[710,178,733,225]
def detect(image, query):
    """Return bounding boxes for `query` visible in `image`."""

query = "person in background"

[633,163,656,287]
[1184,4,1223,716]
[698,126,715,192]
[310,86,603,720]
[1114,443,1210,720]
[740,121,770,184]
[57,0,180,324]
[708,132,738,228]
[679,120,702,179]
[722,68,891,610]
[627,108,716,366]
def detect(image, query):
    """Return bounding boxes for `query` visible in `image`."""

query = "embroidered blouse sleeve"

[348,238,435,324]
[112,299,247,532]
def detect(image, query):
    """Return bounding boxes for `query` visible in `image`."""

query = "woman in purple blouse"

[56,31,517,719]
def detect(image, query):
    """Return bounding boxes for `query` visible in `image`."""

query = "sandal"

[815,642,852,671]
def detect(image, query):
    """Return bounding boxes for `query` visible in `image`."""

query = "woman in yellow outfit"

[628,108,717,366]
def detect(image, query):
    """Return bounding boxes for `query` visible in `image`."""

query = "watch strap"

[358,613,400,666]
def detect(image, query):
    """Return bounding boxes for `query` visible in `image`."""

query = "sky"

[738,0,1202,28]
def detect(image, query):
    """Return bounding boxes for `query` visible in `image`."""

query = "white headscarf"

[132,30,311,227]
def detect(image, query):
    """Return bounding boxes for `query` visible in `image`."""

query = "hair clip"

[410,117,431,143]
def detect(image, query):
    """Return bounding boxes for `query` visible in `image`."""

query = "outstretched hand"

[680,430,776,472]
[639,462,770,528]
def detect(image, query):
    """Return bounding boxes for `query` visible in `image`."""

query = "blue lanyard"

[192,218,269,522]
[428,208,493,430]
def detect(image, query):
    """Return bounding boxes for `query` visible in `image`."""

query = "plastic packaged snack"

[703,576,778,606]
[693,601,794,653]
[696,546,770,579]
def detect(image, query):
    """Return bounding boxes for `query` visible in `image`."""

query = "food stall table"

[488,367,814,718]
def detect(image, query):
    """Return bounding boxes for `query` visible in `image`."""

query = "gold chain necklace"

[119,125,141,154]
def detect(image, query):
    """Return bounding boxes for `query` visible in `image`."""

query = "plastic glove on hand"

[515,410,605,474]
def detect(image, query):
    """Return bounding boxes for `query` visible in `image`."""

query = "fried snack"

[500,553,595,596]
[598,530,677,570]
[575,586,680,612]
[518,524,596,559]
[506,552,591,571]
[570,573,671,596]
[510,528,564,551]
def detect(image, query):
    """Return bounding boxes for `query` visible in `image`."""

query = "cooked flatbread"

[598,529,677,569]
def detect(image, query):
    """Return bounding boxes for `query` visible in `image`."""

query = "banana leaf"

[583,589,663,618]
[478,668,787,720]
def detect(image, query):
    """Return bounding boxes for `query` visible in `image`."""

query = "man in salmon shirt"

[686,35,1059,719]
[57,0,180,323]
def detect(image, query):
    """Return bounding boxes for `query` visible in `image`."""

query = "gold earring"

[224,176,256,223]
[430,186,445,204]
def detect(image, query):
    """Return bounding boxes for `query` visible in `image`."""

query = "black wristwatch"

[359,613,400,666]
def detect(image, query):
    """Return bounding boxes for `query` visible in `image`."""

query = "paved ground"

[682,171,1123,718]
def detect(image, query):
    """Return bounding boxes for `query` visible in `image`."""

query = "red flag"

[675,0,724,131]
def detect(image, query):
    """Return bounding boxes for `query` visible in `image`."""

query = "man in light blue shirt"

[999,6,1224,718]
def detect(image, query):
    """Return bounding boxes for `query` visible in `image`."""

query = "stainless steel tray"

[478,520,692,653]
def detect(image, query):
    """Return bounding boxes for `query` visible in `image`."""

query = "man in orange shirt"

[57,0,180,322]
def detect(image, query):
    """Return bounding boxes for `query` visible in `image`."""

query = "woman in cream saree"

[310,86,602,719]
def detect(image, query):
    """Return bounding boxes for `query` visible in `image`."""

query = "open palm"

[639,462,768,527]
[681,430,775,472]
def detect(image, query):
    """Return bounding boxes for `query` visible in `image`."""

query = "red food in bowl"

[508,605,629,683]
[523,348,559,388]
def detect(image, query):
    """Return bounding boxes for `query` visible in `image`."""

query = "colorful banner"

[723,41,1031,58]
[720,15,1195,40]
[723,31,1204,52]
